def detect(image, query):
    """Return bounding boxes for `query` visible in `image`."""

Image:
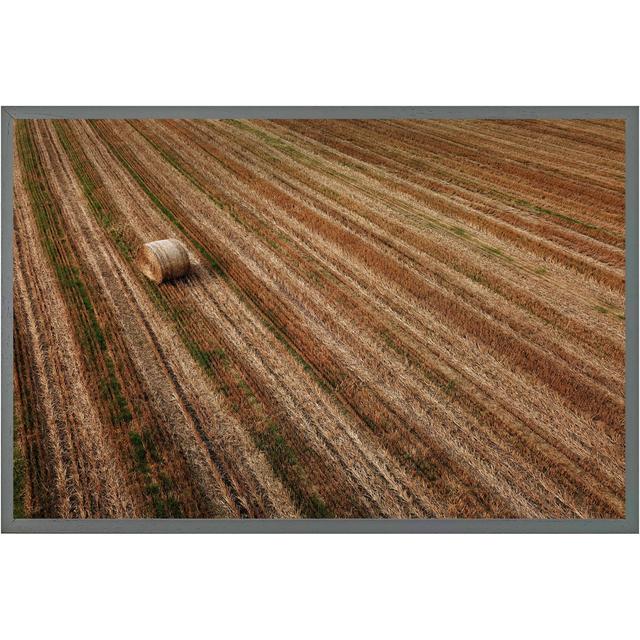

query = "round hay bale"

[136,239,191,284]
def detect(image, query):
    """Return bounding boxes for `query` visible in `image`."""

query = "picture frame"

[2,106,637,533]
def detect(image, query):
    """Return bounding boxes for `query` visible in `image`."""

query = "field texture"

[13,119,626,519]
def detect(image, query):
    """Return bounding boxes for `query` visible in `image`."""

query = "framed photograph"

[2,107,637,533]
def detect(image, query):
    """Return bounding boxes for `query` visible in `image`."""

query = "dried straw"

[136,239,191,284]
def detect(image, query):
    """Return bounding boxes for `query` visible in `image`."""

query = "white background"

[1,1,638,638]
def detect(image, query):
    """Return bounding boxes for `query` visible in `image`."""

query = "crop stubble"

[13,118,626,519]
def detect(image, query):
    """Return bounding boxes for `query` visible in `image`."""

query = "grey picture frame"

[2,106,637,533]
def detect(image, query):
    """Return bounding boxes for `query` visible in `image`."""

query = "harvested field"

[12,118,626,519]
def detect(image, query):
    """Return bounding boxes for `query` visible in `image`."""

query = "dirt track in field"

[13,118,626,519]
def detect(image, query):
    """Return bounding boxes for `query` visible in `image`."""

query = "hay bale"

[136,239,191,284]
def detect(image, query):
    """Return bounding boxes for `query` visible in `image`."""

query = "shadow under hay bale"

[136,239,191,284]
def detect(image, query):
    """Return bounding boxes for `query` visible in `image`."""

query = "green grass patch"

[159,473,174,492]
[142,430,162,463]
[469,273,489,286]
[184,338,216,376]
[13,410,26,519]
[592,304,624,321]
[480,244,504,257]
[380,329,399,352]
[404,452,438,482]
[212,348,228,363]
[307,495,332,518]
[360,414,380,434]
[226,120,305,160]
[443,379,456,395]
[255,422,333,518]
[238,380,256,400]
[129,432,150,474]
[531,205,598,229]
[256,422,298,468]
[130,432,183,517]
